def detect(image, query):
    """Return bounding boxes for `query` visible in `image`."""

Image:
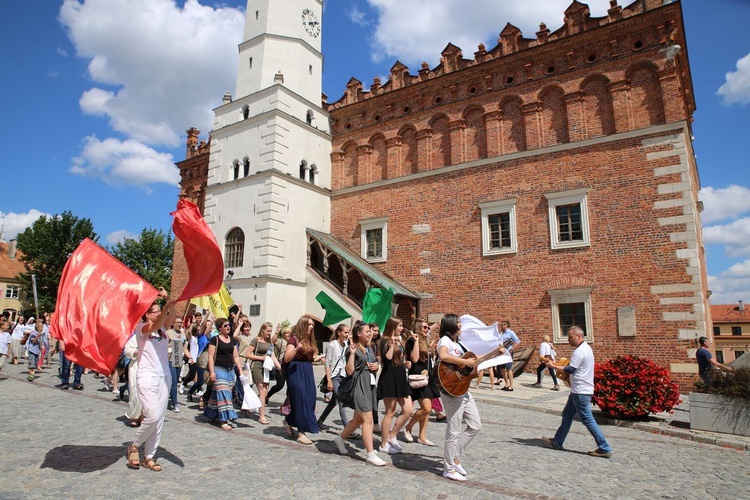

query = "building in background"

[172,0,710,389]
[0,240,28,320]
[710,302,750,363]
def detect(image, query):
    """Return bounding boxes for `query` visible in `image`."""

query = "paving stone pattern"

[0,362,747,499]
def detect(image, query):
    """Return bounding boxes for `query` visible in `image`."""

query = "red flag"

[171,199,224,302]
[50,238,158,375]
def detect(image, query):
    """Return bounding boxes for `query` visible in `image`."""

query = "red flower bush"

[593,355,681,419]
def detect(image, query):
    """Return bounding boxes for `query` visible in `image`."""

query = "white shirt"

[539,341,555,361]
[0,332,11,355]
[135,323,170,379]
[11,323,31,340]
[568,341,595,395]
[326,340,346,378]
[438,336,464,359]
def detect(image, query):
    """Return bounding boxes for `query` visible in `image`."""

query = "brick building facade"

[172,0,709,389]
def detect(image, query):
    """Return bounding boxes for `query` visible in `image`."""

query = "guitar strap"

[457,340,469,355]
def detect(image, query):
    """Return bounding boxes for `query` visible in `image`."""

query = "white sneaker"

[388,438,403,452]
[379,443,401,455]
[178,384,185,394]
[196,390,204,397]
[172,404,181,413]
[372,424,381,433]
[366,451,386,466]
[333,435,347,454]
[455,463,467,476]
[443,470,467,481]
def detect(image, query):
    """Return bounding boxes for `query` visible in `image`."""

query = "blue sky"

[1,0,748,304]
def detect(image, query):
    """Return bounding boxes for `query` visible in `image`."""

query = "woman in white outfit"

[437,314,505,482]
[127,288,175,472]
[123,334,143,427]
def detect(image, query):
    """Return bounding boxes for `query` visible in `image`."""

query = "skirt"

[204,365,238,422]
[285,360,319,433]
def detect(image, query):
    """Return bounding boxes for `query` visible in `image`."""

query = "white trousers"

[442,391,481,473]
[125,360,143,421]
[133,374,170,458]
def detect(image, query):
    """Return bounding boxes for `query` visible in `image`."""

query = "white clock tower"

[203,0,331,323]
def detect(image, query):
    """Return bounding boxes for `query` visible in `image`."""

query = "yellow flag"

[189,283,235,318]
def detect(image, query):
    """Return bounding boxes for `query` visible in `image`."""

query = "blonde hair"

[257,321,273,338]
[543,334,551,342]
[291,315,318,357]
[380,317,405,366]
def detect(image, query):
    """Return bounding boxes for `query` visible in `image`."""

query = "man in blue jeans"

[542,326,612,458]
[55,339,84,390]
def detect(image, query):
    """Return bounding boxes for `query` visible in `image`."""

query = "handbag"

[280,396,291,415]
[196,336,218,370]
[20,333,30,346]
[336,375,356,409]
[318,344,344,393]
[408,373,428,389]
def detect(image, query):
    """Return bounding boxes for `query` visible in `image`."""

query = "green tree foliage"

[15,211,98,314]
[110,228,174,291]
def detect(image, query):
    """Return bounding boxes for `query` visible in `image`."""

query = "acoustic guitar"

[435,338,514,397]
[543,356,571,387]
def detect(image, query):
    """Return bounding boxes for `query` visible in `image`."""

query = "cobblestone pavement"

[1,362,748,499]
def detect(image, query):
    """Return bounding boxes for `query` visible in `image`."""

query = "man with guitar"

[542,326,613,458]
[436,314,508,481]
[497,321,520,391]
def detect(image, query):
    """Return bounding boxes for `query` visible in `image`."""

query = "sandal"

[140,457,162,472]
[128,420,141,427]
[297,434,313,445]
[220,422,233,431]
[259,418,270,425]
[126,444,140,469]
[283,420,295,437]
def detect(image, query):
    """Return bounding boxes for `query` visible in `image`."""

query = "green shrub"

[694,368,750,400]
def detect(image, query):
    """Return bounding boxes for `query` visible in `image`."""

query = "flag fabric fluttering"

[361,287,394,332]
[49,238,158,375]
[458,314,512,370]
[171,199,224,302]
[315,291,351,326]
[190,283,235,319]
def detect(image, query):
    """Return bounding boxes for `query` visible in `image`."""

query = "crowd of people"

[2,301,614,479]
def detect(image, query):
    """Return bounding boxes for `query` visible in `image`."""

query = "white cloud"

[717,52,750,106]
[699,185,750,224]
[58,0,245,148]
[349,6,368,26]
[106,229,138,245]
[70,136,180,188]
[708,265,750,305]
[703,217,750,258]
[0,210,53,242]
[364,0,634,66]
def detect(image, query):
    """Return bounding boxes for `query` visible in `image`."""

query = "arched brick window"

[243,157,250,177]
[500,96,526,153]
[429,115,451,168]
[626,63,665,129]
[539,86,569,147]
[225,227,245,268]
[581,75,615,138]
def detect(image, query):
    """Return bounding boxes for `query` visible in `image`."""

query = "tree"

[15,211,98,314]
[110,228,174,291]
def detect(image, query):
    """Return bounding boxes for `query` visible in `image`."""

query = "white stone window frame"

[360,217,388,263]
[549,287,594,343]
[5,285,20,299]
[544,188,590,250]
[479,198,518,256]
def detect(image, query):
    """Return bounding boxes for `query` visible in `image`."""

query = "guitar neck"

[474,347,503,366]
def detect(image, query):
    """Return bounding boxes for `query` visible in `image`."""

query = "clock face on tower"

[301,8,320,38]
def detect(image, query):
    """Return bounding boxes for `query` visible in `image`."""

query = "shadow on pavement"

[40,444,185,472]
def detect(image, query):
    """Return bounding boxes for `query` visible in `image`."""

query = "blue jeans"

[553,393,611,453]
[169,363,181,407]
[59,352,83,386]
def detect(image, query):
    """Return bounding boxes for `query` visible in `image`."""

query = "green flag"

[362,287,394,332]
[315,291,351,326]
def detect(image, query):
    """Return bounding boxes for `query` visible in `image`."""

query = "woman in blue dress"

[282,315,320,444]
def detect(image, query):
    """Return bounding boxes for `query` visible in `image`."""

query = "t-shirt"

[287,335,314,361]
[500,329,519,352]
[438,336,464,359]
[136,323,170,378]
[0,331,11,355]
[209,335,237,369]
[568,341,595,395]
[696,347,712,376]
[11,323,31,340]
[539,341,555,360]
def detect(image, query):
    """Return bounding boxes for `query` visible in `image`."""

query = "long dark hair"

[439,314,460,339]
[380,317,404,366]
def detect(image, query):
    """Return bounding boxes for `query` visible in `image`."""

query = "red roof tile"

[0,242,24,281]
[711,304,750,324]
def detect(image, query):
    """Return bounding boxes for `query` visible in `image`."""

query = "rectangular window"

[716,351,724,363]
[545,188,590,250]
[309,64,313,75]
[713,326,721,336]
[549,287,593,343]
[5,285,19,299]
[732,326,742,336]
[479,198,517,255]
[249,57,253,69]
[735,350,745,360]
[556,204,583,241]
[366,228,383,259]
[558,302,586,336]
[359,217,388,263]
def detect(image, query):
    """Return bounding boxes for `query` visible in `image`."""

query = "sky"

[0,0,748,305]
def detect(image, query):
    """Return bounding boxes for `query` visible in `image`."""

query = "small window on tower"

[255,11,259,21]
[249,57,253,69]
[309,64,313,75]
[306,111,313,125]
